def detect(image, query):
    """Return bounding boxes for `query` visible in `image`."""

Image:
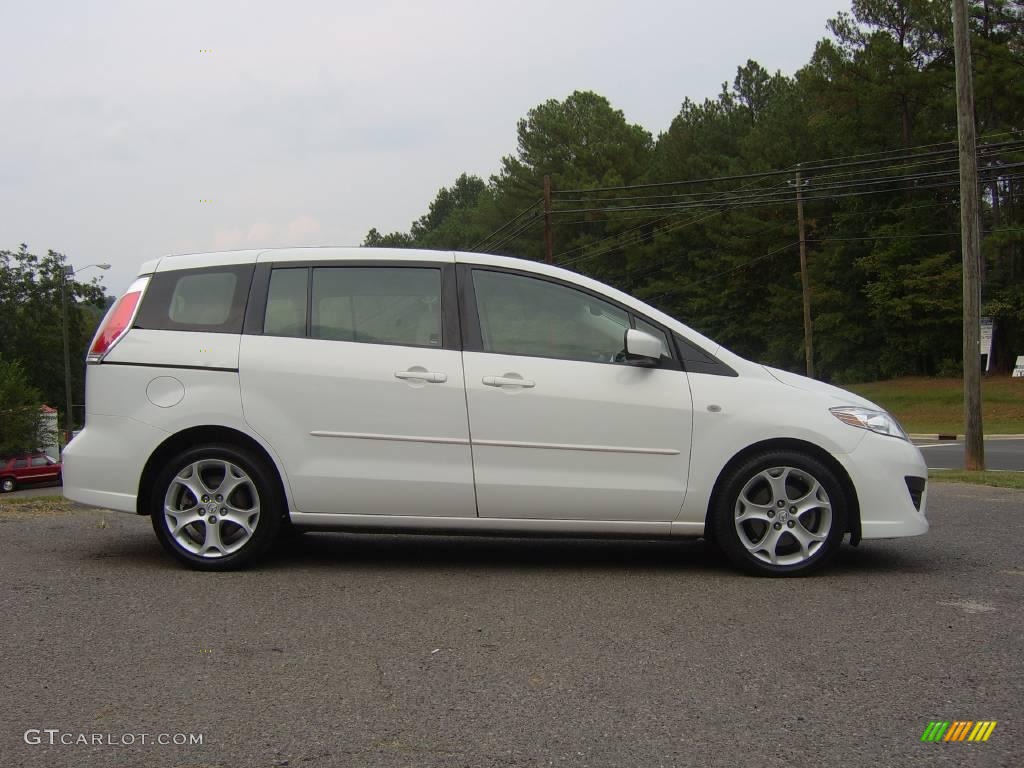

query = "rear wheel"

[712,450,847,577]
[1,477,15,493]
[150,444,281,570]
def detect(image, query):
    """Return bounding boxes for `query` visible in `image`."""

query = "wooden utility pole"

[795,167,814,378]
[953,0,985,470]
[543,174,553,263]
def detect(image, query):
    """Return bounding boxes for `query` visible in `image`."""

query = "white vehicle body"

[63,247,928,574]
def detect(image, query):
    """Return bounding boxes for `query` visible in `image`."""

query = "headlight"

[830,406,909,440]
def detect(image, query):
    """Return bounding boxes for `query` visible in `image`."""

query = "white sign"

[980,316,993,372]
[1013,355,1024,379]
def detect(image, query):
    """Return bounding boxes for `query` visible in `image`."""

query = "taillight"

[88,276,149,361]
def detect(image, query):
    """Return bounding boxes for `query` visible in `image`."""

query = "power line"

[642,241,801,305]
[550,160,1024,216]
[468,200,541,252]
[551,134,1024,197]
[484,214,542,253]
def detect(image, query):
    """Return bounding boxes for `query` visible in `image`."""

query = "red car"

[0,452,62,493]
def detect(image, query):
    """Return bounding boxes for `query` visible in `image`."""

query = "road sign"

[1013,355,1024,378]
[980,316,993,372]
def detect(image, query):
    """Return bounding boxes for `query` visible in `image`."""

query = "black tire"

[1,477,15,493]
[712,450,848,577]
[150,443,282,571]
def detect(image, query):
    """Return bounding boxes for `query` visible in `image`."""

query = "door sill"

[288,512,695,538]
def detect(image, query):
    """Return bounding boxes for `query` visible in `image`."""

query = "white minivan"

[63,248,928,575]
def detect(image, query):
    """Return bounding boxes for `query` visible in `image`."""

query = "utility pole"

[953,0,985,470]
[60,267,73,451]
[795,167,814,378]
[543,174,553,264]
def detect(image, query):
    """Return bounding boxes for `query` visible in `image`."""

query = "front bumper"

[837,431,929,539]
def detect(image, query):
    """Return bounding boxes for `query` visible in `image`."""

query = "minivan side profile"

[63,247,928,575]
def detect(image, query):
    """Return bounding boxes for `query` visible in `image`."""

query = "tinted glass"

[264,268,308,338]
[168,272,237,325]
[473,270,630,363]
[30,457,47,467]
[14,459,28,469]
[135,265,253,334]
[635,317,672,358]
[311,267,442,348]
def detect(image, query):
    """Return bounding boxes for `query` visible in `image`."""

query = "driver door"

[460,267,693,522]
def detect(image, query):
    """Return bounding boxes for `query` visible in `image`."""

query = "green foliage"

[0,245,108,430]
[362,1,1024,380]
[0,357,44,455]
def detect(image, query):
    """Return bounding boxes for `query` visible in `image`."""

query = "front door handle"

[482,375,535,388]
[395,369,448,383]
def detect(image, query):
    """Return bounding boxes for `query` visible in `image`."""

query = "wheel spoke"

[746,526,784,564]
[199,520,225,555]
[166,507,203,535]
[736,505,772,525]
[172,464,212,504]
[221,509,256,536]
[764,468,792,505]
[213,461,248,500]
[793,480,830,514]
[790,521,827,558]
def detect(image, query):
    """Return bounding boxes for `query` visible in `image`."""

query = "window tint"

[14,459,28,469]
[264,268,308,338]
[168,272,237,325]
[311,268,442,348]
[135,265,253,334]
[635,317,672,358]
[472,270,630,363]
[31,456,47,467]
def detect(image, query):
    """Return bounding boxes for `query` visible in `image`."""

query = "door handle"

[482,375,535,388]
[395,370,448,383]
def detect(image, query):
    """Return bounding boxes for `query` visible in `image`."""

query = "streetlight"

[61,262,110,449]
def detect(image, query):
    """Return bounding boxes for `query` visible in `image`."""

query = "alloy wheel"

[163,459,261,558]
[733,465,833,566]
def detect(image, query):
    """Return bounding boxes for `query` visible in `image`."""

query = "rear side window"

[136,265,254,334]
[310,267,442,348]
[168,272,237,325]
[13,459,28,469]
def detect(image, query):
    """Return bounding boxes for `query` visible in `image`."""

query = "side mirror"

[623,329,663,367]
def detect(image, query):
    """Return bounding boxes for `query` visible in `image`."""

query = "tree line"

[364,0,1024,382]
[0,246,108,452]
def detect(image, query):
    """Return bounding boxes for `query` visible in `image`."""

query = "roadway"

[913,437,1024,471]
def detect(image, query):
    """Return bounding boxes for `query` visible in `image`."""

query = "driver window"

[472,270,630,363]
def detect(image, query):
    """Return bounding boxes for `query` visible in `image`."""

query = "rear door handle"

[482,375,535,388]
[395,370,448,383]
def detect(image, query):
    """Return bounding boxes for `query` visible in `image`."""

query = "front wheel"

[712,451,848,577]
[150,444,282,570]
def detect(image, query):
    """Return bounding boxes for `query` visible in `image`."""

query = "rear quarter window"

[135,265,254,334]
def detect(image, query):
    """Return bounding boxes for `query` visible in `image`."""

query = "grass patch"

[0,496,87,518]
[847,377,1024,434]
[929,470,1024,490]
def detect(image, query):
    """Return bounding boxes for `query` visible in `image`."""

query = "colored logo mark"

[921,721,997,742]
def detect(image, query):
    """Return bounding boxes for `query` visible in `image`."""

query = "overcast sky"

[0,0,847,295]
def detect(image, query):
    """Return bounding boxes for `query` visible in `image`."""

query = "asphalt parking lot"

[2,482,1021,768]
